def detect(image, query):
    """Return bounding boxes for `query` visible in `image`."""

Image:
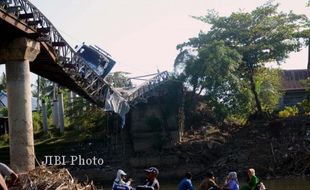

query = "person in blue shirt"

[178,172,196,190]
[112,169,133,190]
[223,171,239,190]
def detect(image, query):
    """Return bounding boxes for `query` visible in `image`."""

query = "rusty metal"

[0,0,119,107]
[127,71,170,105]
[0,0,173,119]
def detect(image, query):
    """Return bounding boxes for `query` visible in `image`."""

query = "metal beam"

[0,8,35,34]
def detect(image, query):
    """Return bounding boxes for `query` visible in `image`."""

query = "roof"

[0,91,38,111]
[282,69,310,91]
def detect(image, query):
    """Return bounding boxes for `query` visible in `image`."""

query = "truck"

[75,44,116,78]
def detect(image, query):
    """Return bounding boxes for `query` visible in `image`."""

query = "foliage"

[255,68,283,113]
[0,72,6,92]
[33,111,42,132]
[298,77,310,114]
[176,1,310,115]
[0,107,8,117]
[66,96,107,131]
[178,40,244,121]
[278,106,299,118]
[225,114,248,125]
[298,99,310,115]
[105,71,133,88]
[32,77,55,115]
[0,134,9,147]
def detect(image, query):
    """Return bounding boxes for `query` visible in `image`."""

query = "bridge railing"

[0,0,119,106]
[127,71,170,105]
[1,0,172,118]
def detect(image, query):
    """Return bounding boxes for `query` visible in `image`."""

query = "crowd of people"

[178,168,266,190]
[0,162,266,190]
[112,167,160,190]
[111,167,266,190]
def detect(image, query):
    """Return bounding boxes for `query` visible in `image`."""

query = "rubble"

[10,165,98,190]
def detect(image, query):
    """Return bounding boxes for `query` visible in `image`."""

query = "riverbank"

[1,116,309,185]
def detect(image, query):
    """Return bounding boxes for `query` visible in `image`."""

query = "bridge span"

[0,0,129,172]
[0,0,171,173]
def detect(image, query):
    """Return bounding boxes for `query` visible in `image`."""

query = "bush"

[33,111,42,132]
[0,134,9,147]
[278,106,299,118]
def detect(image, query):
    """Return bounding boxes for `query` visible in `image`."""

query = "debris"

[10,165,97,190]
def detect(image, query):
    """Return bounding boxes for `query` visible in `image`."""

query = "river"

[103,178,310,190]
[158,178,310,190]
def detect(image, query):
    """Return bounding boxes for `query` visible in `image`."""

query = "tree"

[105,71,133,88]
[0,72,6,92]
[255,68,283,113]
[180,40,244,120]
[177,1,310,113]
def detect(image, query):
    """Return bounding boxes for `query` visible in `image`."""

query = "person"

[223,172,239,190]
[0,175,7,190]
[198,171,222,190]
[178,172,196,190]
[240,168,259,190]
[0,162,18,190]
[144,167,160,190]
[112,169,133,190]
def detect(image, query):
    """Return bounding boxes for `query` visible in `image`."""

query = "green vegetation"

[278,106,299,118]
[175,1,310,123]
[1,1,310,162]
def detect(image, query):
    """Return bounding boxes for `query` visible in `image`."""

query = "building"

[281,69,310,108]
[0,91,38,135]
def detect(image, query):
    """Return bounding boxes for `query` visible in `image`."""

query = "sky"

[1,0,309,83]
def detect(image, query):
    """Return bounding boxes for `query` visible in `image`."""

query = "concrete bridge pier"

[0,38,40,172]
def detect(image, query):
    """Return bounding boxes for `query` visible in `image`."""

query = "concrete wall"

[129,83,183,153]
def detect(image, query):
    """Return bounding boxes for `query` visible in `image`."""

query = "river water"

[159,178,310,190]
[103,178,310,190]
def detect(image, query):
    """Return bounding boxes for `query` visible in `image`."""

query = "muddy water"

[103,178,310,190]
[159,178,310,190]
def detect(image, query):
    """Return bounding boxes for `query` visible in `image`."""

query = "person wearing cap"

[198,171,222,190]
[0,162,18,190]
[112,169,133,190]
[178,172,196,190]
[144,167,160,190]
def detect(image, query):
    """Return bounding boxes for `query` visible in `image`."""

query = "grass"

[0,126,107,164]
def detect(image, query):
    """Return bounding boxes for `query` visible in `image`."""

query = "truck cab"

[75,44,116,78]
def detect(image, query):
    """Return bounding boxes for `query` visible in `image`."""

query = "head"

[247,168,255,177]
[227,172,238,180]
[185,172,192,180]
[145,167,159,180]
[116,169,127,181]
[206,171,215,179]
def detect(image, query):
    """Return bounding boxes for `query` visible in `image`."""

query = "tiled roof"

[282,69,310,91]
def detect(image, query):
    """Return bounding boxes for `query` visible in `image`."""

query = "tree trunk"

[249,66,262,113]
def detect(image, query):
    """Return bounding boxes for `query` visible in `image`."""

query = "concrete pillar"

[42,99,48,133]
[52,83,59,127]
[0,38,40,172]
[52,99,59,127]
[58,93,65,134]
